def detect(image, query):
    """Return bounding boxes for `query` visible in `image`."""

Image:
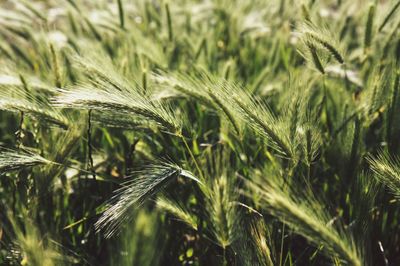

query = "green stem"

[279,223,285,266]
[165,2,173,41]
[117,0,125,29]
[87,110,96,180]
[180,134,204,180]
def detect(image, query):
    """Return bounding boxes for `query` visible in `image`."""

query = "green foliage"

[247,174,362,266]
[0,0,400,265]
[95,163,201,238]
[368,152,400,197]
[0,147,50,172]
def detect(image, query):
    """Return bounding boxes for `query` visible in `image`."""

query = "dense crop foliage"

[0,0,400,265]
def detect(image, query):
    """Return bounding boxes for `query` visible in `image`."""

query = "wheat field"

[0,0,400,265]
